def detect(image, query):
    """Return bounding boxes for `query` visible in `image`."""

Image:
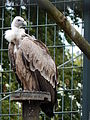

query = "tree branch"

[37,0,90,60]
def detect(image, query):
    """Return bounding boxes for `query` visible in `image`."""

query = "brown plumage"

[5,16,57,117]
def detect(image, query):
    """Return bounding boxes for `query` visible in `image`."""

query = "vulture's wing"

[8,41,22,87]
[19,37,57,88]
[13,36,57,117]
[8,42,15,70]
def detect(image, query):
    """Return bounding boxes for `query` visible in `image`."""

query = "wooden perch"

[37,0,90,60]
[11,91,51,120]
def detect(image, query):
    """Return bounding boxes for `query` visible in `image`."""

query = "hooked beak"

[22,20,27,27]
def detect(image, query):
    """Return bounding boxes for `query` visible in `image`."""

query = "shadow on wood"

[11,91,51,120]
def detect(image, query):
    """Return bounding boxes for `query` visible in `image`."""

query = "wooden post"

[11,91,51,120]
[22,101,40,120]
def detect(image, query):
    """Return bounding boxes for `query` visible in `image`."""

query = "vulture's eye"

[17,19,21,22]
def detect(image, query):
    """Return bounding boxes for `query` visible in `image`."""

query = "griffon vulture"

[5,16,57,117]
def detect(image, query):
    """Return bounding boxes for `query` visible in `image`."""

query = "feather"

[19,37,56,88]
[5,30,16,42]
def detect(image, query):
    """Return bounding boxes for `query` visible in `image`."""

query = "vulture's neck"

[5,26,26,43]
[12,27,26,38]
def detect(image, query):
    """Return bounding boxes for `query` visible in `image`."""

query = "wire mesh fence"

[0,0,83,120]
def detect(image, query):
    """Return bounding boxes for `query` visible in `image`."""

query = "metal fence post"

[83,0,90,120]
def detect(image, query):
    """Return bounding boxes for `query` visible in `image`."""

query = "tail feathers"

[40,102,54,118]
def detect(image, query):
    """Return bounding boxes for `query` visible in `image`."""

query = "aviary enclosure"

[0,0,89,120]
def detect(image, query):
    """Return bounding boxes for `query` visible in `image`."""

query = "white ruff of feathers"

[5,21,25,43]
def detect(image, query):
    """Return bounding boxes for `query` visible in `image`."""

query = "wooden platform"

[11,91,51,120]
[10,91,51,102]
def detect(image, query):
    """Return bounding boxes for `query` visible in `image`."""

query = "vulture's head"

[11,16,27,29]
[5,16,27,42]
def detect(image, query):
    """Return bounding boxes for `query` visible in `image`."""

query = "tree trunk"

[37,0,90,60]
